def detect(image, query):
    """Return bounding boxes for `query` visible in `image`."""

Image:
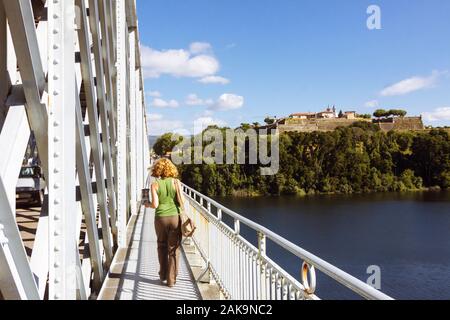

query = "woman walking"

[145,158,185,287]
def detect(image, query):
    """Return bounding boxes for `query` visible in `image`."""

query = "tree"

[389,109,407,117]
[264,117,275,125]
[239,123,252,131]
[253,122,261,128]
[178,125,449,197]
[338,110,344,118]
[373,109,388,118]
[153,133,182,157]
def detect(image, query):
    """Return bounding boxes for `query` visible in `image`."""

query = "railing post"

[257,231,267,300]
[234,219,240,235]
[217,208,222,221]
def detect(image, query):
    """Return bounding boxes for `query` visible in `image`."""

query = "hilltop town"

[263,107,425,133]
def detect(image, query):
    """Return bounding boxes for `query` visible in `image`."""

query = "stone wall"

[278,117,425,133]
[375,117,424,132]
[279,118,370,133]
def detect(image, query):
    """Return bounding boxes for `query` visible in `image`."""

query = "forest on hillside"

[154,123,450,197]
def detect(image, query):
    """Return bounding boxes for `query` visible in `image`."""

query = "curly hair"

[151,158,179,179]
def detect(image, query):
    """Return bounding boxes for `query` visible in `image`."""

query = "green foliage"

[389,109,407,117]
[374,109,387,118]
[239,123,252,131]
[374,109,407,118]
[176,127,450,197]
[264,117,275,125]
[153,133,182,157]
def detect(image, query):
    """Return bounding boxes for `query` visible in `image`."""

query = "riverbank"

[230,186,444,198]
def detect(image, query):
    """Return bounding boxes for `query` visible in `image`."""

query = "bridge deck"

[99,207,202,300]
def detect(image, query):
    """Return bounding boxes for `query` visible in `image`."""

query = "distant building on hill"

[290,112,317,120]
[343,111,356,120]
[290,106,339,120]
[262,108,425,133]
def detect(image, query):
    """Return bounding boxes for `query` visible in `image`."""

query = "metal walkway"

[99,207,201,300]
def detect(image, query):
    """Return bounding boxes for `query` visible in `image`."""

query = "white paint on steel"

[116,0,128,248]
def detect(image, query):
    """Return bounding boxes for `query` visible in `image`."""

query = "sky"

[136,0,450,136]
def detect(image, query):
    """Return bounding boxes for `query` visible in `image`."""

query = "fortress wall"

[280,118,369,133]
[393,117,424,131]
[280,117,425,133]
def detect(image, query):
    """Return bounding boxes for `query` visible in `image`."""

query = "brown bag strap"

[174,179,185,211]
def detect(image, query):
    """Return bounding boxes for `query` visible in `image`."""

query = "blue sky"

[136,0,450,135]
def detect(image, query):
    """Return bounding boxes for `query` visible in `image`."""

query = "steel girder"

[0,0,149,300]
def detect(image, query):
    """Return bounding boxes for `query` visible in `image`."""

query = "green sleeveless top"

[155,178,181,217]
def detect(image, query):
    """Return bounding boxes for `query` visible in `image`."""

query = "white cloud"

[151,98,180,109]
[189,42,212,54]
[185,94,213,106]
[184,93,245,111]
[140,44,220,79]
[148,113,163,121]
[147,91,162,98]
[422,107,450,122]
[380,71,445,97]
[211,93,244,111]
[198,76,230,85]
[365,100,379,108]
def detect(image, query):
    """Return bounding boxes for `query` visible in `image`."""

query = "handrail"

[182,183,394,300]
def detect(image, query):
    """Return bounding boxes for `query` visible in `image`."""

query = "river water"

[215,191,450,300]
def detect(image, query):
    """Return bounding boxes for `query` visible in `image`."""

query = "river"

[215,191,450,300]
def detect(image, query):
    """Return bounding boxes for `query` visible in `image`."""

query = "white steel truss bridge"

[0,0,149,300]
[0,0,394,301]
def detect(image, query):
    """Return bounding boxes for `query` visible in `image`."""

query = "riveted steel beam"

[115,0,128,248]
[47,0,77,300]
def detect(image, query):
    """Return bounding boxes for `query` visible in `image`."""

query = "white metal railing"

[182,183,394,300]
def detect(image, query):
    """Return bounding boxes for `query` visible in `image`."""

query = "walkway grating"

[99,207,202,300]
